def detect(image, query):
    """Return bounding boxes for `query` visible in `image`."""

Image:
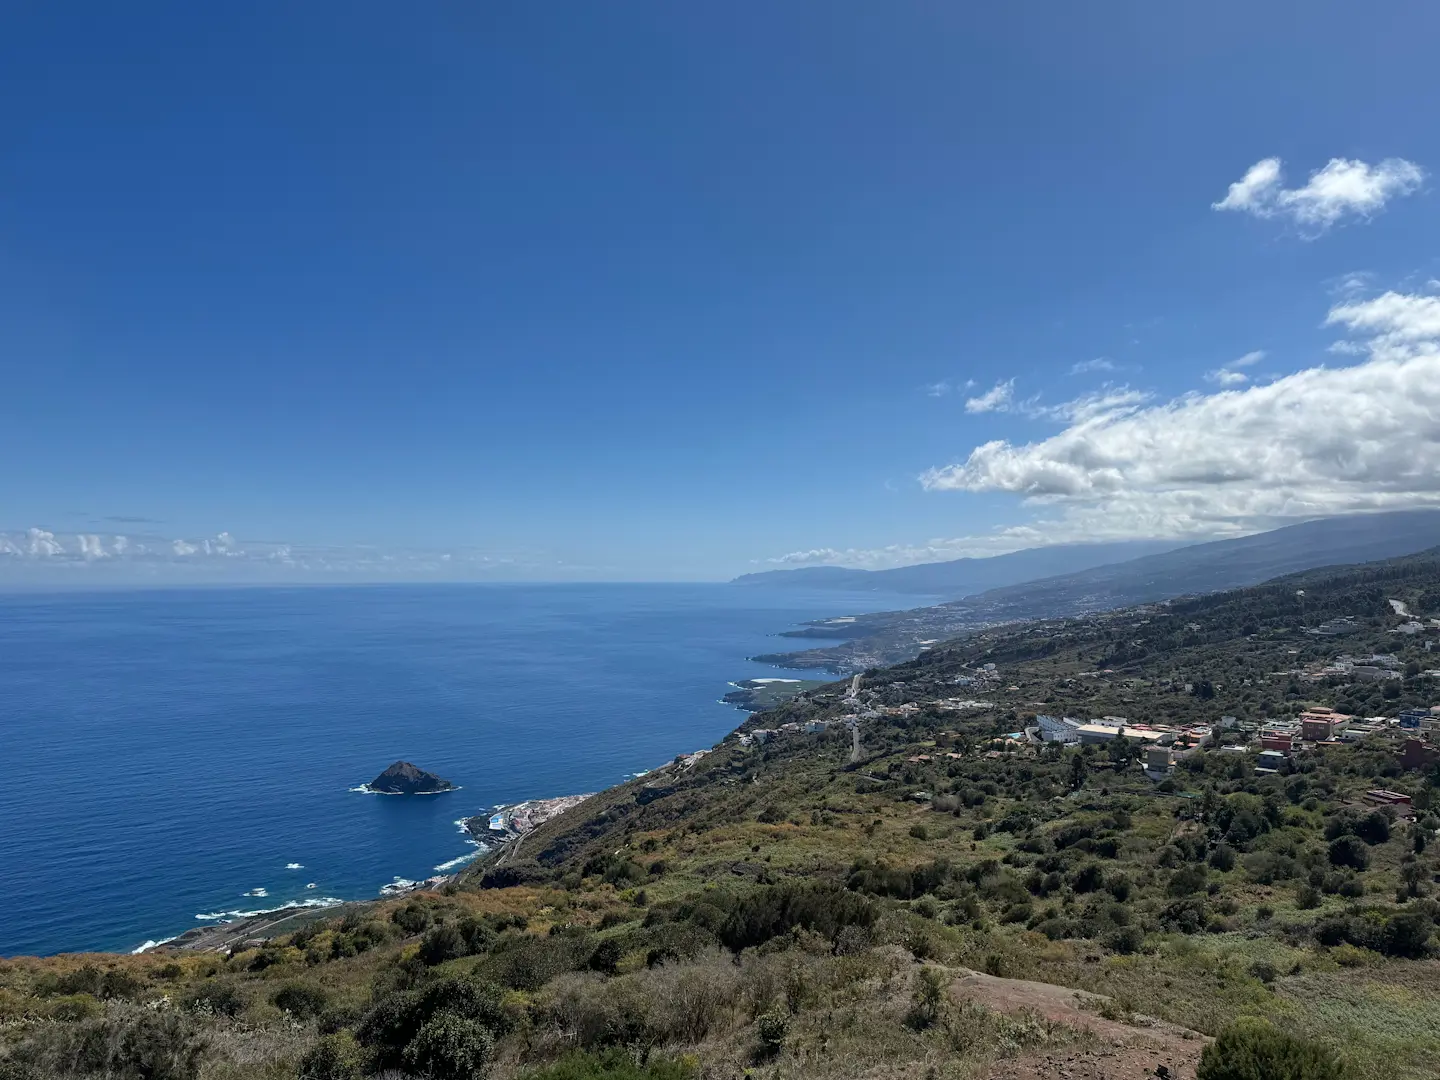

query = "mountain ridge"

[751,509,1440,672]
[733,539,1187,597]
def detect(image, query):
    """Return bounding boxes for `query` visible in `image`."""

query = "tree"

[1108,731,1133,768]
[1328,835,1370,870]
[1198,1019,1345,1080]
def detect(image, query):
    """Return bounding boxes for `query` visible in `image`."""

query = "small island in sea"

[366,760,455,794]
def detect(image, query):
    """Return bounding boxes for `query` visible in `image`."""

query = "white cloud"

[918,290,1440,541]
[1325,291,1440,359]
[924,379,976,398]
[1214,156,1425,235]
[965,379,1015,414]
[0,528,535,583]
[1206,369,1249,387]
[771,548,847,565]
[1205,349,1266,386]
[1024,387,1151,424]
[27,528,64,557]
[767,534,1049,570]
[1069,358,1115,375]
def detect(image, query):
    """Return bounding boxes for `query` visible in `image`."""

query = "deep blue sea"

[0,583,918,957]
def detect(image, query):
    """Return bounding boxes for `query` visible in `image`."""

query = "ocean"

[0,583,919,957]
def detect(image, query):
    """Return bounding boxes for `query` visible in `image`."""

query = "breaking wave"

[131,935,177,954]
[194,896,344,922]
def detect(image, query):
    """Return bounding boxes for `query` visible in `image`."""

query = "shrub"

[1248,960,1278,984]
[26,1008,209,1080]
[1105,926,1145,955]
[272,982,330,1020]
[357,975,511,1071]
[298,1032,363,1080]
[757,1007,790,1050]
[402,1014,495,1080]
[1197,1019,1344,1080]
[1209,844,1237,872]
[184,981,247,1017]
[1327,836,1370,871]
[458,916,498,955]
[1168,864,1209,897]
[419,924,468,966]
[1325,809,1390,846]
[517,1050,695,1080]
[392,903,434,935]
[1070,863,1105,893]
[715,883,876,951]
[589,939,624,975]
[49,995,102,1022]
[1159,897,1207,934]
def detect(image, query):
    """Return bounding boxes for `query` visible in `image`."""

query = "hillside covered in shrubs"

[6,553,1440,1080]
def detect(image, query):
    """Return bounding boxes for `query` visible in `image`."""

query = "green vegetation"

[4,551,1440,1078]
[1198,1018,1346,1080]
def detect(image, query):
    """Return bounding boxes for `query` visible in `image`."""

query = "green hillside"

[5,552,1440,1080]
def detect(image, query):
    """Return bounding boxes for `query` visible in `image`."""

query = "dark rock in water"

[369,761,455,794]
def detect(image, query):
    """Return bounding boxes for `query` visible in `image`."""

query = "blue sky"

[4,2,1440,582]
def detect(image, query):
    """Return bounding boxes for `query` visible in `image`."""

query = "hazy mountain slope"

[732,539,1185,597]
[974,509,1440,612]
[754,510,1440,671]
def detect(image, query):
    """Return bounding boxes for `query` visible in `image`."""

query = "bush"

[458,916,498,955]
[906,968,945,1030]
[273,982,330,1020]
[184,981,247,1017]
[402,1014,495,1080]
[392,902,434,935]
[1325,810,1390,845]
[757,1007,789,1050]
[1197,1019,1344,1080]
[589,939,624,975]
[517,1050,695,1080]
[419,923,468,967]
[298,1032,363,1080]
[1105,926,1145,955]
[1328,836,1370,871]
[1168,864,1209,897]
[714,882,876,951]
[26,1008,209,1080]
[357,975,510,1072]
[1312,908,1434,959]
[1248,960,1278,984]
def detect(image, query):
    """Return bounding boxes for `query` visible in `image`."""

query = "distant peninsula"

[366,761,455,794]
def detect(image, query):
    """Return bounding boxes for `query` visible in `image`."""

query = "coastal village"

[732,588,1440,817]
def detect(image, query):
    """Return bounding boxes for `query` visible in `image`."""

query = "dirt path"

[948,968,1208,1080]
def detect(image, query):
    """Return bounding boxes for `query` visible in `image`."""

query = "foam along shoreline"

[131,935,178,955]
[194,896,345,922]
[349,784,462,796]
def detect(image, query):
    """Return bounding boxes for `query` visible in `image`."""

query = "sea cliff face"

[367,761,454,794]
